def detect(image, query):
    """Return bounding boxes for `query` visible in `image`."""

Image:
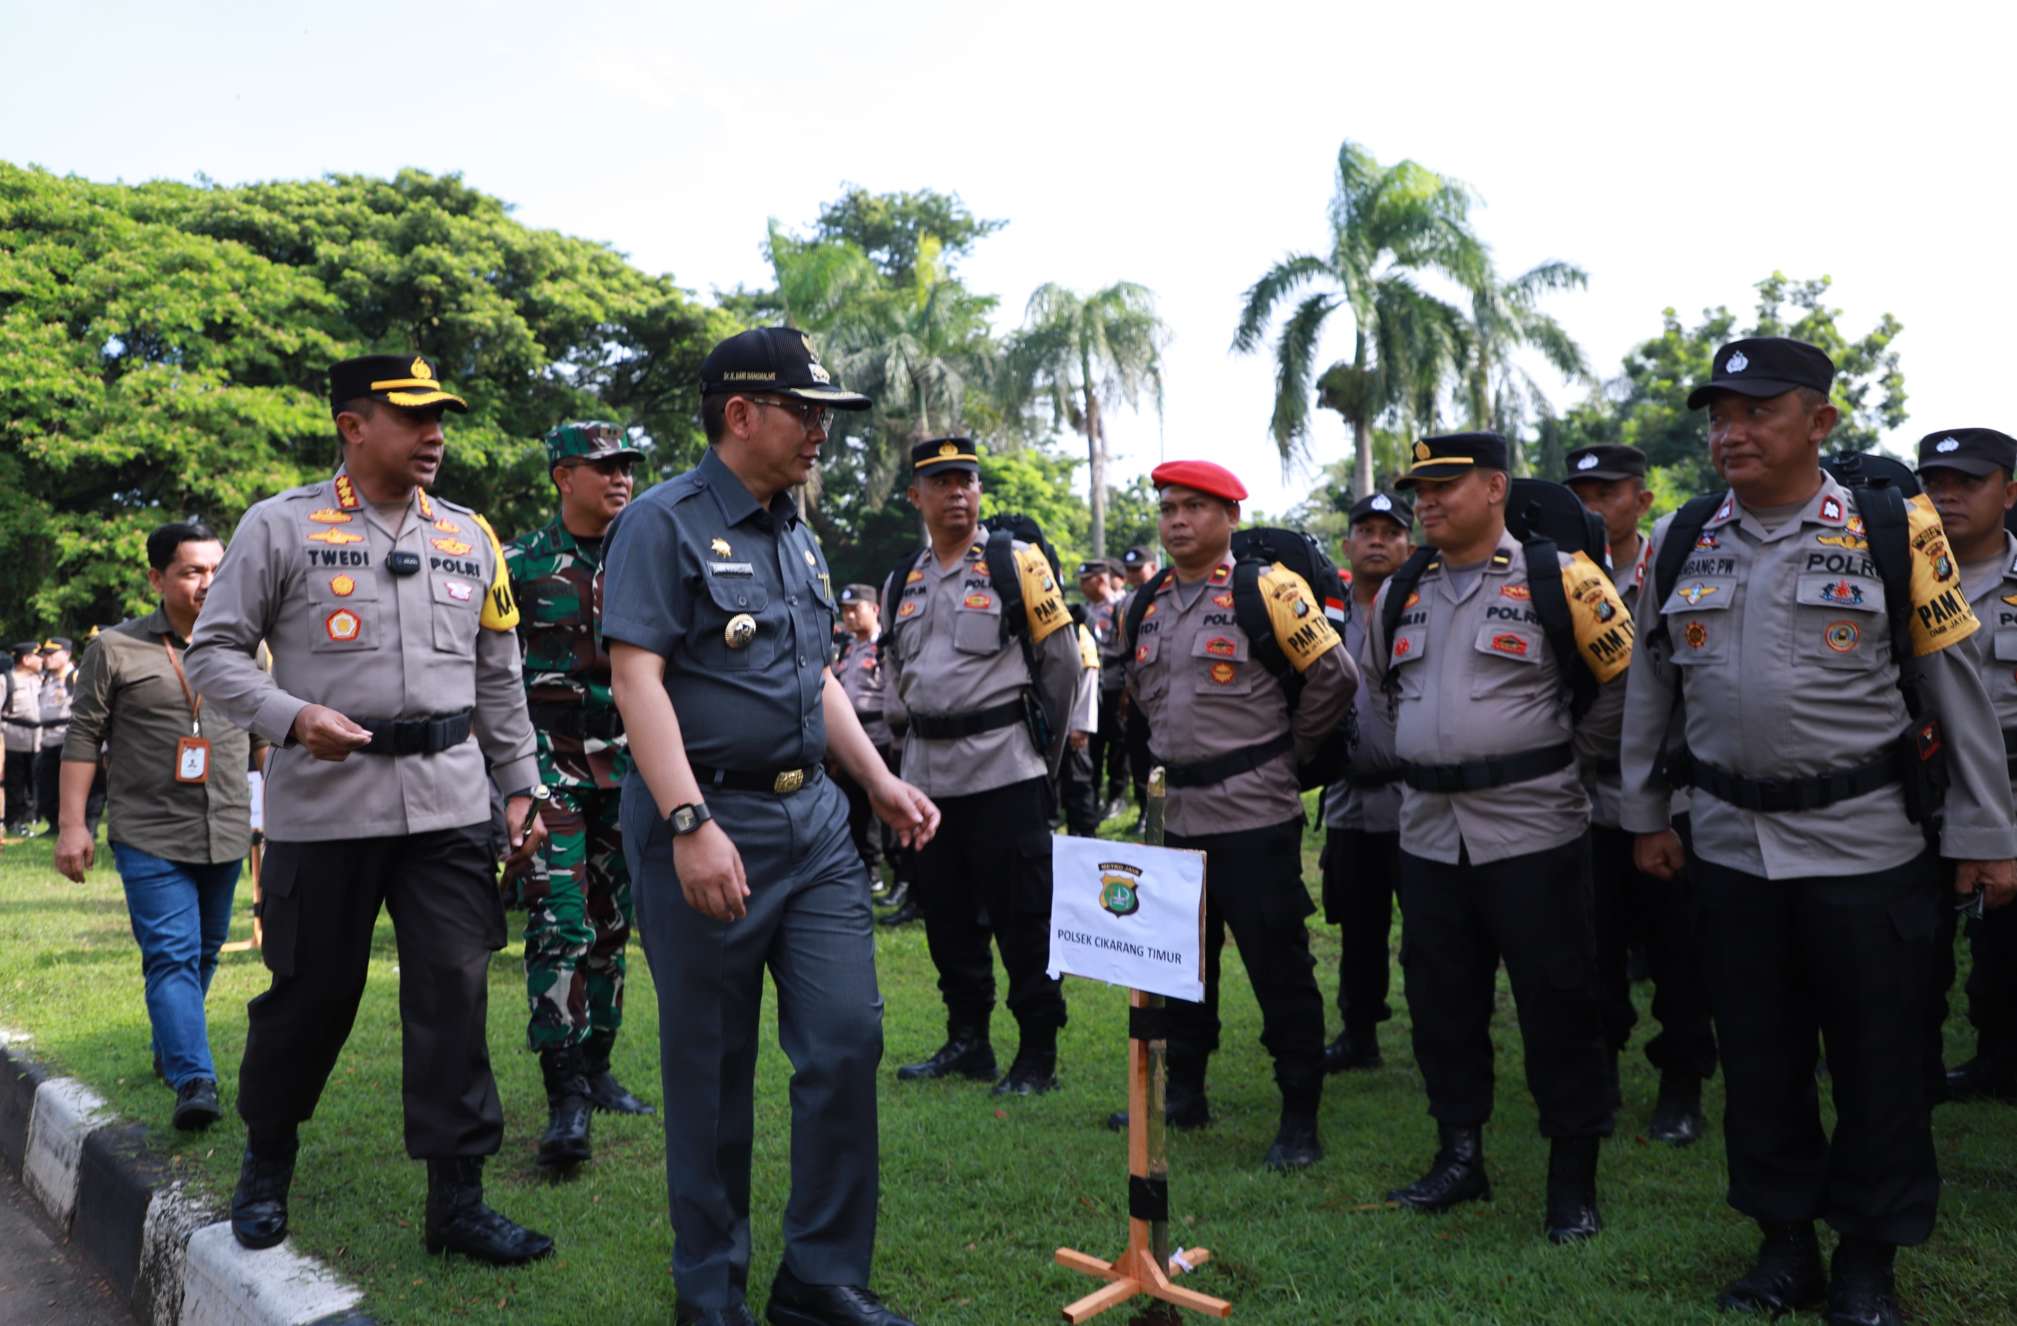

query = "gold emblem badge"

[433,518,461,534]
[330,575,356,597]
[724,613,757,649]
[411,356,433,380]
[308,528,364,545]
[938,441,960,458]
[431,537,473,556]
[1414,441,1432,461]
[711,537,732,557]
[324,608,362,642]
[773,768,806,794]
[803,548,817,567]
[308,508,352,524]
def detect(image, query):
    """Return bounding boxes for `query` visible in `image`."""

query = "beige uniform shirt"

[882,528,1083,798]
[1323,602,1402,834]
[1955,532,2017,803]
[1367,530,1631,866]
[185,469,538,842]
[1619,475,2016,876]
[1126,551,1358,838]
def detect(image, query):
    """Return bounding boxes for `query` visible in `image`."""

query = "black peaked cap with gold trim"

[1396,431,1509,489]
[911,435,980,475]
[700,326,871,409]
[330,354,468,414]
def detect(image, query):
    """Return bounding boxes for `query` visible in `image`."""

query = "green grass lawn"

[4,810,2016,1325]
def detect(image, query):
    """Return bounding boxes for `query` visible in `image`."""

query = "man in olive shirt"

[54,522,250,1132]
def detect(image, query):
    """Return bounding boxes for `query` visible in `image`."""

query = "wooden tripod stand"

[1054,770,1232,1322]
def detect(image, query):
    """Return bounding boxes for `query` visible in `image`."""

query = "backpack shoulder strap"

[1857,484,1924,715]
[1522,537,1599,721]
[1231,559,1290,682]
[1122,568,1175,651]
[983,529,1022,640]
[1379,548,1438,653]
[1650,494,1727,644]
[881,546,924,643]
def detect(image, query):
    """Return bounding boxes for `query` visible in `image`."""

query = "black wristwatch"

[668,802,713,836]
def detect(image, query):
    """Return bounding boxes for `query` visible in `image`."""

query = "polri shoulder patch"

[1904,493,1978,656]
[472,512,520,632]
[1257,562,1342,672]
[1013,543,1069,644]
[1561,551,1634,683]
[1077,622,1100,671]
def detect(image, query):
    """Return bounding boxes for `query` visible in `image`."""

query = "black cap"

[329,354,468,414]
[1564,444,1648,483]
[1121,545,1156,568]
[699,326,870,409]
[38,637,71,653]
[1686,337,1834,410]
[1396,431,1509,489]
[1348,491,1413,526]
[1917,428,2017,479]
[11,641,38,657]
[911,435,980,476]
[838,583,880,605]
[1075,559,1118,580]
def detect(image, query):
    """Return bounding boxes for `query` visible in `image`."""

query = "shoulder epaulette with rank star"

[333,473,360,511]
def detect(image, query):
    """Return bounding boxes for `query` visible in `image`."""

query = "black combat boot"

[1322,1026,1382,1073]
[1387,1123,1491,1211]
[1825,1237,1900,1326]
[1542,1136,1601,1244]
[230,1131,298,1250]
[896,1024,995,1082]
[1647,1071,1704,1145]
[992,1027,1059,1096]
[536,1046,593,1168]
[582,1029,654,1115]
[1716,1220,1825,1315]
[1943,1055,2017,1103]
[1262,1084,1323,1171]
[423,1156,555,1264]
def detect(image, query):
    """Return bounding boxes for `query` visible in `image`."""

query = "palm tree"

[1234,140,1487,496]
[1004,282,1167,555]
[1460,260,1590,469]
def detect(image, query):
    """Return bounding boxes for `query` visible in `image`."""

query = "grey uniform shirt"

[881,528,1082,799]
[600,447,837,771]
[1367,530,1627,866]
[1955,532,2017,802]
[835,633,893,750]
[185,469,537,842]
[1323,600,1402,834]
[3,669,40,754]
[1126,551,1358,838]
[1619,475,2017,876]
[1088,598,1128,694]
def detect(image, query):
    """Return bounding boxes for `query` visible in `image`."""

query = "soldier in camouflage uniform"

[504,421,654,1169]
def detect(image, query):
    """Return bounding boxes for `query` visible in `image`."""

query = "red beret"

[1150,460,1247,503]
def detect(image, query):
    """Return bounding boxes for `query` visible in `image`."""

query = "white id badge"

[175,735,211,785]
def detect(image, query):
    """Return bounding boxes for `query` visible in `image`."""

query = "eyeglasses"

[749,397,834,432]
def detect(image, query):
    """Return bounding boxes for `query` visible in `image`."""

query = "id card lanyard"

[162,636,210,785]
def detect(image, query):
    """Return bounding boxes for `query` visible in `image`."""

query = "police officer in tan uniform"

[882,436,1082,1097]
[1118,459,1357,1169]
[1366,431,1632,1243]
[1920,427,2017,1102]
[1622,340,2017,1324]
[186,354,554,1266]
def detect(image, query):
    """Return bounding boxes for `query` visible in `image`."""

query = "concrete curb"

[0,1030,371,1325]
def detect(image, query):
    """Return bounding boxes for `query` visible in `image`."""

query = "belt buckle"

[773,768,805,795]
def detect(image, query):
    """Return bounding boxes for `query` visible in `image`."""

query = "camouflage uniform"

[505,424,639,1058]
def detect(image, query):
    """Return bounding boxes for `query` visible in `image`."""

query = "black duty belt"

[1155,732,1295,789]
[689,762,822,796]
[1402,742,1575,793]
[907,700,1024,741]
[1690,750,1898,814]
[1346,768,1404,789]
[2003,728,2017,775]
[355,709,473,757]
[527,704,624,741]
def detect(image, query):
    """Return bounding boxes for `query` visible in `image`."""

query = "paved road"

[0,1170,129,1325]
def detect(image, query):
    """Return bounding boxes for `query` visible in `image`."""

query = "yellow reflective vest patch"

[1015,544,1069,645]
[473,513,521,632]
[1257,562,1341,672]
[1904,494,1979,656]
[1562,551,1634,683]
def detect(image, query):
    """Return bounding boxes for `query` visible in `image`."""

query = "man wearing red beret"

[1115,459,1358,1169]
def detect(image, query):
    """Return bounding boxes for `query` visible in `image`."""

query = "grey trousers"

[623,771,884,1310]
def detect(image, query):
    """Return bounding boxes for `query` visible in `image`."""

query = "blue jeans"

[111,843,241,1089]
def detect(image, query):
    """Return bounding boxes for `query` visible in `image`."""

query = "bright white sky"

[7,1,2013,515]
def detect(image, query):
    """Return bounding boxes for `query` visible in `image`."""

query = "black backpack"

[1379,477,1613,722]
[1123,527,1354,790]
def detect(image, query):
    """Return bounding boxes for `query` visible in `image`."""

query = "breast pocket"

[1660,578,1735,667]
[1793,573,1886,671]
[1388,626,1429,699]
[430,575,482,654]
[952,591,1004,655]
[1191,631,1254,699]
[697,574,773,672]
[1995,629,2017,664]
[1470,622,1543,697]
[308,599,379,654]
[1131,631,1169,705]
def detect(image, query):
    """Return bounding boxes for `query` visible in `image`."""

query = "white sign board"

[1047,835,1206,1003]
